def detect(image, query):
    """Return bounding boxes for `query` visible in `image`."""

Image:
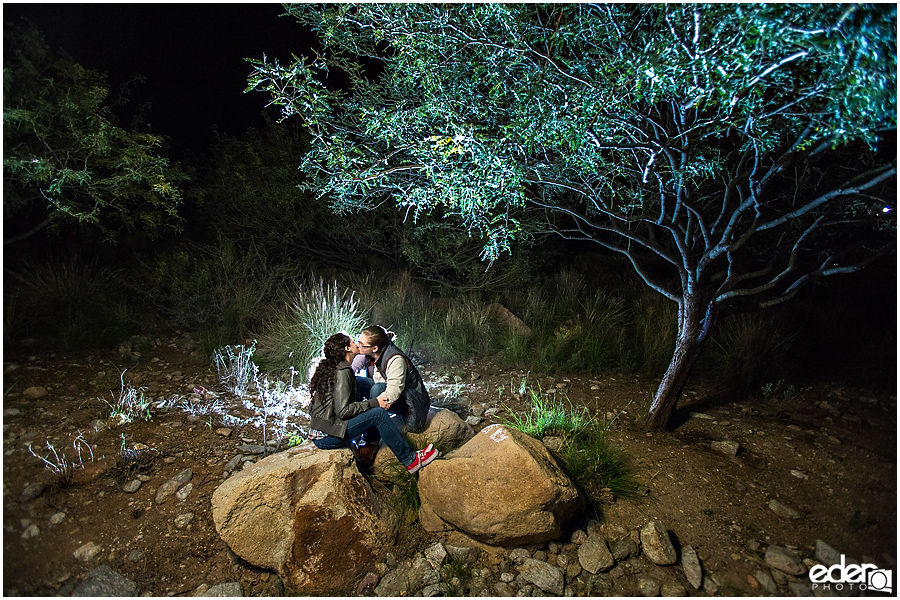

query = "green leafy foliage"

[250,4,895,429]
[3,25,186,243]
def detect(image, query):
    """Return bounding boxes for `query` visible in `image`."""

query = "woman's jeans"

[357,377,407,427]
[312,407,415,467]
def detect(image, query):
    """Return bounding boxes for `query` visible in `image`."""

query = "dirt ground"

[2,333,896,596]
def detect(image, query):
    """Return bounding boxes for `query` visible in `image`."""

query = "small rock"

[510,548,531,564]
[517,558,565,596]
[755,569,778,594]
[788,582,813,596]
[689,412,715,420]
[571,530,587,545]
[155,468,193,504]
[747,574,760,589]
[137,474,152,482]
[49,512,66,526]
[769,499,801,519]
[176,482,194,501]
[500,572,516,583]
[611,537,638,561]
[465,416,482,426]
[236,444,265,455]
[710,440,740,456]
[765,545,807,576]
[661,581,687,596]
[790,469,808,480]
[123,480,142,493]
[71,565,136,597]
[127,550,144,562]
[4,408,21,417]
[23,386,48,398]
[681,545,703,589]
[356,572,380,596]
[578,534,615,573]
[640,520,678,566]
[174,513,194,529]
[483,407,500,417]
[74,542,101,562]
[638,578,660,596]
[21,524,40,539]
[20,482,46,504]
[223,455,242,472]
[192,584,210,596]
[205,582,244,596]
[702,574,719,594]
[425,541,448,570]
[216,428,233,437]
[815,540,842,566]
[542,436,564,452]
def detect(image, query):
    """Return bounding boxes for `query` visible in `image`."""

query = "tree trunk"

[645,295,716,432]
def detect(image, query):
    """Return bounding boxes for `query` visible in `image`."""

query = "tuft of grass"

[255,277,369,379]
[503,386,594,438]
[213,341,257,397]
[103,371,152,426]
[27,432,95,488]
[559,424,640,502]
[505,391,638,503]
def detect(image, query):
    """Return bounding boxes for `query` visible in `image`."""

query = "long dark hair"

[309,333,351,404]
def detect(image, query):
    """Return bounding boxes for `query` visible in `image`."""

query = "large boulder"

[417,424,584,546]
[211,443,387,593]
[372,408,474,481]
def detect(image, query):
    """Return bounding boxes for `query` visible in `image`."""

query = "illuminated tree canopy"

[3,25,185,243]
[249,3,896,430]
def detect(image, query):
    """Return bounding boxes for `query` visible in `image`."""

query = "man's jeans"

[312,406,415,467]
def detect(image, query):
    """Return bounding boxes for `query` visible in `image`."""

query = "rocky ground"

[2,332,896,596]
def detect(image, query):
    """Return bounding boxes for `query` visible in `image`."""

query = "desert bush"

[6,258,132,349]
[709,313,796,394]
[255,277,369,379]
[213,341,257,398]
[138,239,290,354]
[620,287,677,377]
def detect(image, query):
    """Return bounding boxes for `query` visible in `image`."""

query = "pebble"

[123,480,142,493]
[49,512,66,526]
[74,542,101,562]
[176,483,194,501]
[174,513,194,529]
[768,499,801,519]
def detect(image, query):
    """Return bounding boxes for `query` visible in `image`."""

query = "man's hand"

[378,397,391,409]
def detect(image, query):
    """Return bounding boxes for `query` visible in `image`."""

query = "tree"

[3,25,185,244]
[248,4,897,430]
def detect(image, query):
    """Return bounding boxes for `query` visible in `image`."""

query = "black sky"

[4,3,316,156]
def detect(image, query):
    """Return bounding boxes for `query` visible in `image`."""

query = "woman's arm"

[334,366,379,420]
[377,355,407,403]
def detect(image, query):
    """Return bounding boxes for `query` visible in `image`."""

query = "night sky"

[4,3,316,155]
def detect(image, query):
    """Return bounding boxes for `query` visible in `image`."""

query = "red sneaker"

[406,445,439,474]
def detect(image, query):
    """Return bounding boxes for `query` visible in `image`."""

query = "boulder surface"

[418,424,583,545]
[211,443,386,593]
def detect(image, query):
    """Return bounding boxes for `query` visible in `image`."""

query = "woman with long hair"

[308,332,438,474]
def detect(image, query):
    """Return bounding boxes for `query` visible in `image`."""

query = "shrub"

[138,239,289,354]
[255,277,369,379]
[710,313,796,394]
[6,258,132,349]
